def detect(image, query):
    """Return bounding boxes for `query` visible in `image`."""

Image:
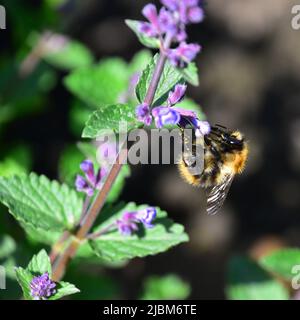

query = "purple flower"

[98,142,118,165]
[116,212,139,236]
[168,42,201,68]
[116,208,157,236]
[161,0,204,24]
[136,103,153,126]
[139,4,162,38]
[139,3,178,39]
[167,84,187,106]
[142,4,161,33]
[30,272,56,300]
[75,160,107,196]
[80,160,96,185]
[75,175,94,197]
[136,207,157,228]
[158,7,177,35]
[190,119,211,136]
[152,107,181,128]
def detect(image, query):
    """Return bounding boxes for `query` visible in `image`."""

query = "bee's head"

[210,126,245,151]
[222,131,244,150]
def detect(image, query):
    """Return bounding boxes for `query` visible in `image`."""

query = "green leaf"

[59,142,130,204]
[20,221,60,245]
[0,235,16,259]
[43,40,94,70]
[64,58,129,108]
[90,203,189,262]
[15,250,80,300]
[82,103,140,138]
[0,173,83,232]
[226,256,289,300]
[77,142,98,163]
[59,145,85,186]
[136,54,184,106]
[259,249,300,280]
[141,274,191,300]
[0,159,27,177]
[129,50,153,75]
[69,100,92,136]
[125,20,160,49]
[27,250,52,276]
[177,62,199,86]
[15,267,33,300]
[49,281,80,300]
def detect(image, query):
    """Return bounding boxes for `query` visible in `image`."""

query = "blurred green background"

[1,0,300,299]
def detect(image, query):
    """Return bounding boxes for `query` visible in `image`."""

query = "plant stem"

[144,33,173,105]
[51,33,173,282]
[52,148,127,281]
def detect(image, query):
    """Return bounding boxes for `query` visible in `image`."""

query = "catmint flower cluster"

[139,0,203,67]
[75,160,107,196]
[136,1,210,135]
[116,207,157,236]
[30,272,56,300]
[136,84,210,135]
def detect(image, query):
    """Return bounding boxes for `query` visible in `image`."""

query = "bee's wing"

[206,174,234,215]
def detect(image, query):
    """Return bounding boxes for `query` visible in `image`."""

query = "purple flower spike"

[136,207,157,228]
[30,272,56,300]
[152,107,181,128]
[168,84,187,106]
[136,103,153,126]
[75,175,94,196]
[168,42,201,68]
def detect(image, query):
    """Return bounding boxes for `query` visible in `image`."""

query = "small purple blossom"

[136,207,157,228]
[75,175,94,196]
[161,0,204,24]
[152,106,181,128]
[116,212,139,236]
[190,119,211,136]
[75,160,107,196]
[135,84,209,136]
[179,116,211,136]
[136,103,153,126]
[30,272,56,300]
[116,208,157,236]
[167,84,187,106]
[80,160,96,185]
[139,4,159,37]
[168,42,201,68]
[138,0,204,46]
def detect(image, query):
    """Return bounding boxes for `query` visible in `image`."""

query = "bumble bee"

[178,124,248,215]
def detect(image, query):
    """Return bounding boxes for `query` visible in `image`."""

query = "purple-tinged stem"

[51,33,174,282]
